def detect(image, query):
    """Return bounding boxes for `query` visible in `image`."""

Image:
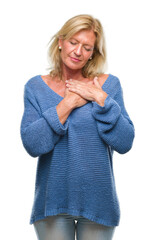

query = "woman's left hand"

[65,77,108,106]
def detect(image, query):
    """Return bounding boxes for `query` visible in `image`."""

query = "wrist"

[63,96,75,110]
[94,91,108,107]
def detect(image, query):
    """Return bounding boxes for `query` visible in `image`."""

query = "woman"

[20,14,135,240]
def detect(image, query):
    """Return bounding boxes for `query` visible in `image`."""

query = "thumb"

[93,76,101,88]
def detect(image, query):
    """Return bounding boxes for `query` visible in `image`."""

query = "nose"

[74,44,82,56]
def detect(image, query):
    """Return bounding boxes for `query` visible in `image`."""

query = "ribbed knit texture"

[20,74,134,227]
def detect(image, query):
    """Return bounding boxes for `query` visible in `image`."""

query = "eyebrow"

[70,37,94,48]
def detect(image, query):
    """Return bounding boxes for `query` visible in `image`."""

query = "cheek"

[83,53,91,61]
[62,42,74,54]
[61,48,73,62]
[60,49,69,62]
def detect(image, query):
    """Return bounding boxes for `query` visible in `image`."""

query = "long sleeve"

[20,85,69,157]
[92,78,135,154]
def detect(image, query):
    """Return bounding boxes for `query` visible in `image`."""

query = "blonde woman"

[20,14,135,240]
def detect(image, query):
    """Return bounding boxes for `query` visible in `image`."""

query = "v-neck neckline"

[38,74,112,99]
[38,75,64,99]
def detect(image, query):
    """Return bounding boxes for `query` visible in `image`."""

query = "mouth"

[70,57,81,62]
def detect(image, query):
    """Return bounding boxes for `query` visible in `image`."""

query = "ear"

[58,36,63,48]
[58,39,62,48]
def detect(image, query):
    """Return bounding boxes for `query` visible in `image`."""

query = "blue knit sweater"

[20,74,134,226]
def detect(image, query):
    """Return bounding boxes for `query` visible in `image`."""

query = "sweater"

[20,74,135,227]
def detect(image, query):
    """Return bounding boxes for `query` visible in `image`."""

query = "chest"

[44,78,66,98]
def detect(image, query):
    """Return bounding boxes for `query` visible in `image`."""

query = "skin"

[42,29,108,124]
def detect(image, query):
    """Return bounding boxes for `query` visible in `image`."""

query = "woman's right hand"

[64,86,88,108]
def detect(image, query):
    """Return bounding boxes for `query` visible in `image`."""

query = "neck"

[61,64,84,81]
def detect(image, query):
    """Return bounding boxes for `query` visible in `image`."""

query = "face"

[59,29,96,70]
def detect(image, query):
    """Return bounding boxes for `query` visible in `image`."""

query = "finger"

[66,79,78,83]
[93,77,101,88]
[66,82,76,89]
[66,79,86,86]
[66,81,83,88]
[68,87,80,94]
[93,76,99,84]
[93,76,98,81]
[65,81,75,87]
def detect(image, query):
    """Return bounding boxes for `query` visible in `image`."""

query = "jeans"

[33,213,116,240]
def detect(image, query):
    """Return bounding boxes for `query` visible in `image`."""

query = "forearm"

[56,98,74,125]
[92,95,135,154]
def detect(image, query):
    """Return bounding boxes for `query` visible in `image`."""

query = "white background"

[0,0,155,239]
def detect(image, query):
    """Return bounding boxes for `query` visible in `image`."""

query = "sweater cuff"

[42,106,69,135]
[92,95,121,124]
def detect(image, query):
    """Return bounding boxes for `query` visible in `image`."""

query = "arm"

[65,76,135,153]
[65,76,134,153]
[56,98,74,125]
[56,86,88,124]
[20,86,70,157]
[92,79,135,154]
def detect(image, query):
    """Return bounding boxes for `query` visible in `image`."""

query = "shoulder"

[97,73,109,86]
[23,75,43,95]
[22,75,42,100]
[98,73,120,86]
[25,75,41,89]
[99,73,123,97]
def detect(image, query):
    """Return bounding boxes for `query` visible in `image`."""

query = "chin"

[66,60,86,70]
[69,65,82,70]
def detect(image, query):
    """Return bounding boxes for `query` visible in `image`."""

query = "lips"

[70,57,81,62]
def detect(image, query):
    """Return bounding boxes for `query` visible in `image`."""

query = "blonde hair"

[48,14,107,79]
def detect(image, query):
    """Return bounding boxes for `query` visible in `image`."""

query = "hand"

[64,86,88,109]
[65,77,107,104]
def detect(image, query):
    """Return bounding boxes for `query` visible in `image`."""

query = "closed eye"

[70,41,93,52]
[84,47,92,52]
[70,41,77,45]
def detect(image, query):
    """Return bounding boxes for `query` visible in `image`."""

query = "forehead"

[70,29,96,45]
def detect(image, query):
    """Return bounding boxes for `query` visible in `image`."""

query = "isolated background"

[1,0,155,239]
